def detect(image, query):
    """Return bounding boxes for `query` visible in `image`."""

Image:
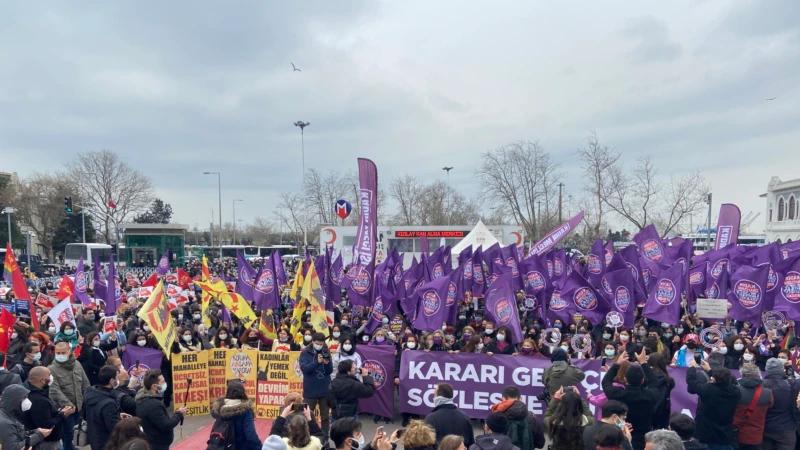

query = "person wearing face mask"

[425,330,449,352]
[581,400,633,450]
[670,334,705,368]
[486,326,516,356]
[9,342,42,383]
[369,330,391,346]
[327,326,343,354]
[78,331,118,386]
[469,314,484,334]
[173,328,202,353]
[239,328,274,352]
[77,308,99,337]
[513,338,544,358]
[0,384,53,450]
[83,365,127,450]
[54,322,79,349]
[298,333,334,438]
[453,326,476,352]
[48,341,90,450]
[7,323,30,367]
[338,315,353,337]
[332,338,362,380]
[761,357,800,450]
[135,369,187,450]
[273,328,301,353]
[329,360,376,420]
[725,337,746,370]
[30,331,56,367]
[543,348,586,398]
[212,327,239,349]
[113,368,139,416]
[21,366,75,450]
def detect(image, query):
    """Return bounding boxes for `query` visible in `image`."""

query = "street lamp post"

[706,193,713,251]
[294,121,310,252]
[232,199,243,245]
[204,172,222,255]
[2,207,16,246]
[442,167,453,226]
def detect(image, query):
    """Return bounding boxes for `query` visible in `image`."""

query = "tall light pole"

[442,167,453,226]
[706,193,713,252]
[2,207,15,246]
[79,171,97,243]
[232,199,243,245]
[557,182,564,223]
[204,172,222,255]
[294,121,310,251]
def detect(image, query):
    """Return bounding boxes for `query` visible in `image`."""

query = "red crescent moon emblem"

[511,231,522,245]
[324,228,337,245]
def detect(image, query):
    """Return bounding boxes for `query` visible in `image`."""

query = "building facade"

[764,176,800,244]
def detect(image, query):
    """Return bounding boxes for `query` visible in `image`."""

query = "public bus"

[220,245,245,259]
[244,246,260,259]
[64,243,114,267]
[257,245,298,258]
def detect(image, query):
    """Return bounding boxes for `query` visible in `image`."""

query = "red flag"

[108,199,117,209]
[177,268,191,289]
[58,274,75,300]
[3,243,38,328]
[0,307,16,353]
[142,272,158,287]
[35,293,55,309]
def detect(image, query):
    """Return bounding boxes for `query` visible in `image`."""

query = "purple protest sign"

[715,204,741,250]
[529,211,584,256]
[357,346,396,419]
[157,249,170,276]
[237,251,257,302]
[484,272,524,344]
[122,345,163,385]
[73,256,93,307]
[642,264,684,326]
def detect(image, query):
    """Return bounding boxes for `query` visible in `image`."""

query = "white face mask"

[605,349,615,357]
[406,342,416,349]
[620,335,630,342]
[183,335,193,342]
[342,344,352,352]
[718,347,727,355]
[158,383,168,394]
[11,332,18,340]
[21,398,32,412]
[219,334,228,340]
[48,326,56,333]
[478,343,484,350]
[485,329,494,335]
[497,334,506,342]
[362,336,369,342]
[55,354,69,363]
[382,317,389,324]
[65,329,75,336]
[602,333,611,340]
[779,358,788,365]
[743,353,754,362]
[313,344,323,351]
[560,346,569,352]
[333,332,341,338]
[137,340,147,347]
[734,343,744,351]
[92,341,100,348]
[304,335,312,342]
[49,374,54,385]
[143,326,150,332]
[441,326,447,331]
[341,320,349,326]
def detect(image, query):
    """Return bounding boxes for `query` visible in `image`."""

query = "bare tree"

[304,169,352,225]
[249,217,275,245]
[12,172,77,260]
[67,150,153,243]
[389,174,424,226]
[578,131,621,240]
[274,192,313,245]
[475,141,562,240]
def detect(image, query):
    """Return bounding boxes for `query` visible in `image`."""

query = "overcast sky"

[1,1,798,235]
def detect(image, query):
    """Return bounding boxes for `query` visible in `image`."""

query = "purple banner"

[715,204,741,250]
[398,352,704,420]
[343,158,378,306]
[157,248,170,276]
[122,346,163,384]
[237,251,257,302]
[484,272,524,344]
[93,254,107,301]
[642,264,684,326]
[73,256,93,307]
[356,346,396,419]
[529,211,585,256]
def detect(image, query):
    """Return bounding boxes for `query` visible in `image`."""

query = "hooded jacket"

[48,354,91,410]
[733,376,773,445]
[297,344,333,398]
[0,368,23,393]
[329,373,376,418]
[22,380,66,442]
[686,367,741,445]
[83,385,121,450]
[0,384,46,450]
[468,433,521,450]
[543,362,586,397]
[135,389,184,450]
[210,398,261,450]
[762,373,800,434]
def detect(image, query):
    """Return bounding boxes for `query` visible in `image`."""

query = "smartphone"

[25,435,30,450]
[135,360,140,370]
[563,386,574,393]
[601,358,607,366]
[694,353,702,364]
[396,429,406,439]
[292,403,308,413]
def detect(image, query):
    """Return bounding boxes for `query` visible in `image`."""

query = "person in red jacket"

[733,363,774,450]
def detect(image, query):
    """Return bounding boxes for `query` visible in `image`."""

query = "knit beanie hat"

[551,348,568,363]
[485,412,510,434]
[766,358,785,377]
[263,435,287,450]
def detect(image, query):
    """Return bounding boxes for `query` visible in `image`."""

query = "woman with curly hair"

[544,390,594,450]
[402,420,437,450]
[104,417,146,450]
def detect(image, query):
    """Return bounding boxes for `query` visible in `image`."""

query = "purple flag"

[550,248,567,281]
[780,241,800,260]
[342,158,378,306]
[642,264,684,326]
[775,253,800,320]
[529,211,585,256]
[236,251,257,301]
[326,253,345,306]
[601,268,640,328]
[365,275,399,334]
[104,254,121,316]
[419,236,429,255]
[356,346,395,419]
[157,249,170,276]
[561,270,609,326]
[122,346,163,383]
[253,259,280,312]
[411,275,451,332]
[484,272,524,344]
[619,245,646,299]
[688,262,707,308]
[272,251,287,287]
[92,254,107,301]
[727,264,769,327]
[426,247,447,281]
[471,248,486,297]
[399,269,425,322]
[715,204,741,250]
[446,265,465,325]
[634,224,671,267]
[585,240,606,289]
[519,255,550,321]
[73,256,93,307]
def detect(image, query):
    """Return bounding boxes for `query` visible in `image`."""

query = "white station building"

[763,176,800,244]
[319,223,525,266]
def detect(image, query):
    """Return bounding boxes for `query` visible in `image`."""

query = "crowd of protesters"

[1,254,800,450]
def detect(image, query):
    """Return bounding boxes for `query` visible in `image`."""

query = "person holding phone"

[298,333,334,438]
[330,360,376,420]
[0,384,53,450]
[21,366,74,450]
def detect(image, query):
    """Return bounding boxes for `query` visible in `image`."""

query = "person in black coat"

[77,331,118,386]
[135,369,187,450]
[601,350,661,450]
[424,383,475,448]
[330,360,376,419]
[113,368,139,416]
[22,367,76,450]
[686,360,741,449]
[0,351,22,392]
[83,366,124,450]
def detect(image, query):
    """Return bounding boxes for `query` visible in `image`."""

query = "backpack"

[507,414,545,450]
[207,417,236,450]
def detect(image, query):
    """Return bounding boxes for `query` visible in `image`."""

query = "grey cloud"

[621,16,682,63]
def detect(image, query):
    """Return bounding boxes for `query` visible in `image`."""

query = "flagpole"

[204,172,222,257]
[294,121,310,253]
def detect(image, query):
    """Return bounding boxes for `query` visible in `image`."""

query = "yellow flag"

[290,300,307,337]
[199,255,214,327]
[137,281,177,360]
[289,261,304,302]
[218,292,258,328]
[259,310,277,340]
[301,261,328,333]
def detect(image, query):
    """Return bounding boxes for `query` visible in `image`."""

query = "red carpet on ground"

[172,419,274,450]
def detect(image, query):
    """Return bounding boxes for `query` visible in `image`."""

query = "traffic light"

[64,197,73,214]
